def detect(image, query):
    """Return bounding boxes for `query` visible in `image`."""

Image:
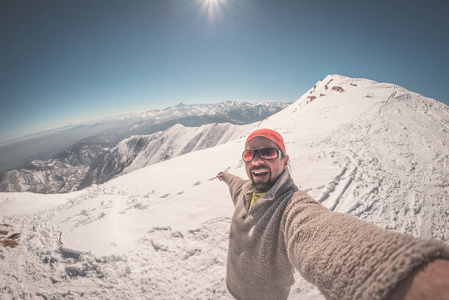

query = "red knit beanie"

[245,129,286,153]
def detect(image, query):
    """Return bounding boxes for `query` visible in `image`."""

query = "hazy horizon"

[0,98,290,145]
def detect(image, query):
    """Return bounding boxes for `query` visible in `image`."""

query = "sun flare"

[199,0,228,23]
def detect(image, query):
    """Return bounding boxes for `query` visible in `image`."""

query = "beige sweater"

[222,170,449,300]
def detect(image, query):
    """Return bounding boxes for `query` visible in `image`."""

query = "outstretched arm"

[216,171,248,206]
[283,191,449,300]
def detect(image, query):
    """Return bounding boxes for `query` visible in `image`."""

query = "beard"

[250,167,276,193]
[251,180,276,193]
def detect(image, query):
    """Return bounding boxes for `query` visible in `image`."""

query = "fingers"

[217,172,224,181]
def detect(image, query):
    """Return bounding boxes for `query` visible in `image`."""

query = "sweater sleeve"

[283,190,449,300]
[221,172,248,206]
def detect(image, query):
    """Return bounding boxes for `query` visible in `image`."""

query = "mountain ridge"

[0,101,289,193]
[78,122,248,190]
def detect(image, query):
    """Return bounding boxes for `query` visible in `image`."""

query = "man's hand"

[217,172,224,181]
[388,259,449,300]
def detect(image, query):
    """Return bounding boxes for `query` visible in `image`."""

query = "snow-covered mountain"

[1,75,448,299]
[0,101,289,193]
[78,123,249,190]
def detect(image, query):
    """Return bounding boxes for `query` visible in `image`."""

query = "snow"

[0,192,82,215]
[78,123,249,190]
[1,75,449,299]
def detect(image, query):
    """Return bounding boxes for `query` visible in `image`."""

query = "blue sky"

[1,0,448,143]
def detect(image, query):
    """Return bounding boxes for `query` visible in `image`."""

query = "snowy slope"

[78,123,250,189]
[1,75,449,299]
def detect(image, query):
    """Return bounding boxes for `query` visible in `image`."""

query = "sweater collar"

[245,169,298,201]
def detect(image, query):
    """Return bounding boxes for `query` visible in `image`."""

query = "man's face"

[244,137,289,193]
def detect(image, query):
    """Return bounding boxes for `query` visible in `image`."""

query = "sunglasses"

[242,147,282,162]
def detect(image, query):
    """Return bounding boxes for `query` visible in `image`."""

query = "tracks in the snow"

[316,154,358,212]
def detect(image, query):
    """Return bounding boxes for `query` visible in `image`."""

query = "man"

[217,128,449,300]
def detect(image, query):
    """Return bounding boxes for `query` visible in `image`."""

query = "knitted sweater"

[222,170,449,300]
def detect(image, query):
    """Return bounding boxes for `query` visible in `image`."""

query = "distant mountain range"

[0,101,290,193]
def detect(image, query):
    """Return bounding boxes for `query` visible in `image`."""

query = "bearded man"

[217,128,449,300]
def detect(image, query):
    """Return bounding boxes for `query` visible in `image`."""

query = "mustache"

[250,165,271,172]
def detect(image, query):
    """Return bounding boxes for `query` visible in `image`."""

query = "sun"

[199,0,227,23]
